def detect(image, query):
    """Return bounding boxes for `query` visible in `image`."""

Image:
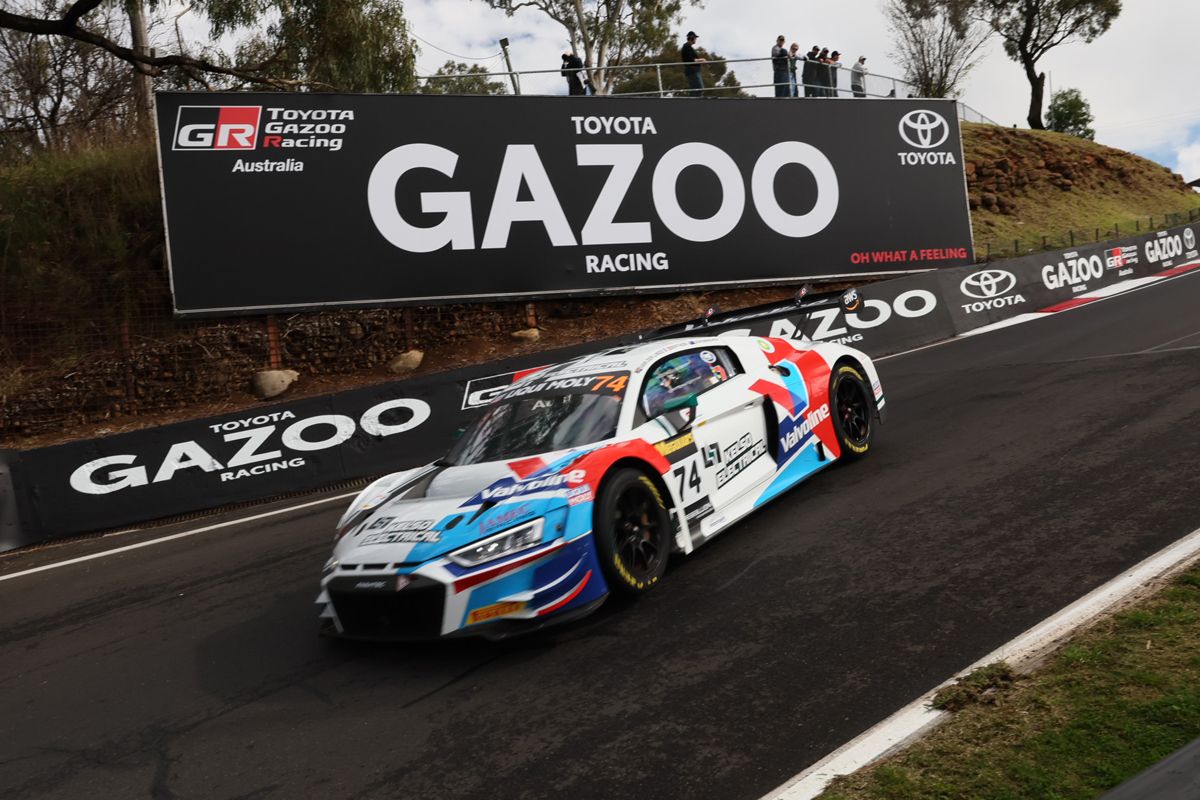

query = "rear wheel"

[593,468,671,596]
[830,364,874,460]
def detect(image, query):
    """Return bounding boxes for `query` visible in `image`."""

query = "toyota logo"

[1185,228,1196,249]
[960,269,1016,299]
[898,110,950,149]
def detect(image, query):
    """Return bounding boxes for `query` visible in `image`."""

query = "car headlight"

[448,519,545,567]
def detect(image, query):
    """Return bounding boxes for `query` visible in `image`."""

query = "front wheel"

[593,469,672,596]
[830,364,874,460]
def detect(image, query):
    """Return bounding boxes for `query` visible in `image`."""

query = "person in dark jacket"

[561,52,585,95]
[771,35,790,97]
[816,47,831,96]
[801,45,820,97]
[681,31,705,95]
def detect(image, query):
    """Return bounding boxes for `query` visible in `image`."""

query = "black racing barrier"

[2,220,1195,551]
[154,93,975,315]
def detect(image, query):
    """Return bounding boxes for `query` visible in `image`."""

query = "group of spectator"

[559,31,870,98]
[772,39,868,98]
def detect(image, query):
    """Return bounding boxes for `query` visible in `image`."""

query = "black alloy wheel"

[594,468,672,596]
[830,364,874,459]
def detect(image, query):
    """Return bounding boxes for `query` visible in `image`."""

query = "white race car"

[319,297,885,639]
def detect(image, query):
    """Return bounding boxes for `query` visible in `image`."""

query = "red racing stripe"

[537,570,592,615]
[1039,297,1098,313]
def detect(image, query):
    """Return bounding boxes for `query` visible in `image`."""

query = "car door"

[640,346,772,528]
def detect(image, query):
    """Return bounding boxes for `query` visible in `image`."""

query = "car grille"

[330,581,445,639]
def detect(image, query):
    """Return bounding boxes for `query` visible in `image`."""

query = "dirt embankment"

[962,123,1200,250]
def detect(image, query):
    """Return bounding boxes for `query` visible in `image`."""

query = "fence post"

[120,318,136,403]
[265,315,283,369]
[655,64,664,97]
[985,242,990,261]
[525,302,538,329]
[1150,215,1154,229]
[1070,230,1074,247]
[1094,227,1099,242]
[1114,222,1119,237]
[1013,238,1019,255]
[1042,235,1047,250]
[1136,219,1140,232]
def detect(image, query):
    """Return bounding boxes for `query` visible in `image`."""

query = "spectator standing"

[771,35,790,98]
[829,51,843,97]
[817,47,831,96]
[788,43,800,97]
[851,56,868,97]
[681,31,705,96]
[801,45,820,97]
[561,51,585,95]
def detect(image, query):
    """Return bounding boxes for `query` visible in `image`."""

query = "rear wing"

[642,285,863,342]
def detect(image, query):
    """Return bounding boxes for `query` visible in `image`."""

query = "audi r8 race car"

[317,326,885,640]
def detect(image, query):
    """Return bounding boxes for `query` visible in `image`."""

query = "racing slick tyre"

[830,364,874,461]
[594,468,672,597]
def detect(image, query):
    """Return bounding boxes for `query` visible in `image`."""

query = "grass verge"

[819,567,1200,800]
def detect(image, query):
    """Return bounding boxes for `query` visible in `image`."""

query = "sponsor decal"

[479,503,536,534]
[654,431,696,463]
[173,106,261,151]
[361,528,441,545]
[478,469,587,501]
[958,268,1026,314]
[715,433,767,489]
[764,289,938,345]
[173,105,354,165]
[896,110,956,166]
[68,399,430,495]
[467,601,526,624]
[779,403,830,454]
[1144,230,1194,267]
[699,350,717,364]
[1185,227,1196,251]
[353,580,390,590]
[1105,245,1139,270]
[570,115,658,135]
[567,485,595,506]
[585,252,670,273]
[1042,252,1103,292]
[849,248,969,265]
[461,366,549,410]
[701,442,722,467]
[683,496,715,525]
[494,372,629,402]
[367,138,841,255]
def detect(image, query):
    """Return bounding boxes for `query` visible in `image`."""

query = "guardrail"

[420,55,1001,125]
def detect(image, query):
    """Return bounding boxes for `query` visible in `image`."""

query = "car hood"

[333,450,588,566]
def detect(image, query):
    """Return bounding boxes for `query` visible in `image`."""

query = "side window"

[641,348,740,420]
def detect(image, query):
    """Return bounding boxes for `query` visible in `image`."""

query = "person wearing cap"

[816,47,831,97]
[561,51,585,96]
[801,45,820,97]
[851,55,868,98]
[771,35,790,98]
[828,50,843,97]
[680,31,706,96]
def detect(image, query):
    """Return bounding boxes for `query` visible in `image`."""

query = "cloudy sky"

[402,0,1200,181]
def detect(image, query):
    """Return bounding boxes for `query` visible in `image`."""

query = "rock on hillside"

[962,123,1200,250]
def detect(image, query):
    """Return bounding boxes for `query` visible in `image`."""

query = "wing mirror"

[655,395,698,435]
[840,287,863,313]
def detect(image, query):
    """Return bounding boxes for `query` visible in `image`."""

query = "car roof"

[533,336,749,381]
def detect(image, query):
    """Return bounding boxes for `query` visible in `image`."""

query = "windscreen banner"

[154,93,975,316]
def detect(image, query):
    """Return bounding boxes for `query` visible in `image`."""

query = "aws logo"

[172,105,261,150]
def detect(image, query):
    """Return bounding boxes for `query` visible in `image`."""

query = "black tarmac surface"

[3,272,1200,800]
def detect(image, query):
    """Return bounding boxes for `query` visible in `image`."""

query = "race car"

[317,321,885,639]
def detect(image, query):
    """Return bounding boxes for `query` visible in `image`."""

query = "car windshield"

[446,372,628,465]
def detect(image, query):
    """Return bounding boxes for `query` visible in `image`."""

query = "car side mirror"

[840,287,863,313]
[655,395,698,435]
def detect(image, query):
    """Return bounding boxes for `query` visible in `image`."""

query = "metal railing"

[419,55,1001,125]
[978,207,1200,262]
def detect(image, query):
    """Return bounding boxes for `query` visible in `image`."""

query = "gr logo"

[172,105,261,151]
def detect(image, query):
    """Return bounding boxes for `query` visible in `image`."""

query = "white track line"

[762,523,1200,800]
[0,491,357,584]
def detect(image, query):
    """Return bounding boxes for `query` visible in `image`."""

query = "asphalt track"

[3,271,1200,800]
